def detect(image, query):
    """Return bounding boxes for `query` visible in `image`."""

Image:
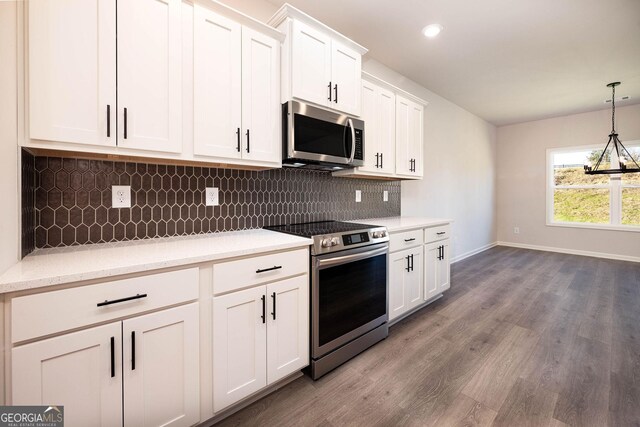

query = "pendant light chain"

[611,83,616,133]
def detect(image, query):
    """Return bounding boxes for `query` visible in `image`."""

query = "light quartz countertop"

[0,229,312,294]
[354,216,452,233]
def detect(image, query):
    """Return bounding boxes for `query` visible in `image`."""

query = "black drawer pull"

[404,238,416,242]
[256,265,282,274]
[97,293,147,307]
[436,231,446,235]
[110,336,115,378]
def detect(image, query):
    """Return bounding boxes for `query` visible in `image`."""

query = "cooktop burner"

[265,220,379,238]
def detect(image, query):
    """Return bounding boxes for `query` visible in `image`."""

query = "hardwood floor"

[217,247,640,427]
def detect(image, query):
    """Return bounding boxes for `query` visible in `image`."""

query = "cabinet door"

[359,80,380,173]
[425,241,446,301]
[117,0,182,153]
[389,249,410,321]
[330,41,362,115]
[213,286,267,412]
[378,86,396,175]
[395,95,412,175]
[291,20,332,108]
[241,27,281,164]
[409,101,424,177]
[28,0,116,147]
[406,246,424,311]
[123,303,200,427]
[266,276,309,384]
[12,323,122,427]
[438,240,451,292]
[193,6,242,159]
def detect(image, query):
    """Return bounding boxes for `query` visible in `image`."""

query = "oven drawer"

[213,248,308,295]
[389,229,424,252]
[425,224,451,243]
[11,268,199,343]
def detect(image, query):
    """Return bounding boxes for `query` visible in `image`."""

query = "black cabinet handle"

[438,246,444,260]
[261,295,266,324]
[110,336,115,378]
[107,105,111,138]
[404,238,416,242]
[380,152,383,169]
[328,81,332,101]
[441,246,445,261]
[406,255,410,272]
[246,129,250,153]
[131,331,136,370]
[410,254,414,272]
[123,107,128,139]
[437,231,446,235]
[97,293,147,307]
[334,84,338,103]
[256,265,282,274]
[375,153,380,168]
[271,292,276,320]
[236,128,241,152]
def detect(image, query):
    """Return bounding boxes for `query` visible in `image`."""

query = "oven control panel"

[342,232,370,246]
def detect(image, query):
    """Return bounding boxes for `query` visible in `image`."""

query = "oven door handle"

[316,245,388,269]
[346,118,356,164]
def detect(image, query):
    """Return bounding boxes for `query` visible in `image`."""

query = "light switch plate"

[112,185,131,208]
[383,190,389,202]
[206,187,219,206]
[355,190,362,203]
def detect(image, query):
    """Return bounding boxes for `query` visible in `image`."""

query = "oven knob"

[321,238,331,248]
[373,231,386,238]
[330,237,340,246]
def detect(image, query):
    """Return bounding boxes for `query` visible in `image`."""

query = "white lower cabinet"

[12,303,200,427]
[389,247,424,321]
[213,275,308,413]
[425,239,451,301]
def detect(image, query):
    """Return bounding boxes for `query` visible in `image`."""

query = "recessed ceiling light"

[422,24,443,38]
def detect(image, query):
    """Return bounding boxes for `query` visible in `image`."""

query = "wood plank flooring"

[217,247,640,427]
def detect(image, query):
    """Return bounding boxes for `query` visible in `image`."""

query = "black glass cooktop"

[265,220,379,238]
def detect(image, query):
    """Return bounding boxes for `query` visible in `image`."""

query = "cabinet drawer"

[12,268,198,343]
[389,229,424,252]
[425,224,451,243]
[213,248,308,295]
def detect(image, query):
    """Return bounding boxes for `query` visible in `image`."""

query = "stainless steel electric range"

[265,220,389,379]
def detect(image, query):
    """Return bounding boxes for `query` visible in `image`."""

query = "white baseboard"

[496,241,640,263]
[451,242,497,264]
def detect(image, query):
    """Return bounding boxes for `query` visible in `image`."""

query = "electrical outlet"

[206,187,219,206]
[513,227,520,234]
[383,190,389,202]
[355,190,362,203]
[112,185,131,208]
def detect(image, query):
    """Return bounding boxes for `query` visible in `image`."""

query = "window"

[547,142,640,230]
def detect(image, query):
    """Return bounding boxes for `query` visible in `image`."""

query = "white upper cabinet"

[357,79,395,174]
[241,27,281,163]
[193,7,242,159]
[270,4,367,116]
[396,95,424,178]
[193,6,281,165]
[117,0,182,153]
[331,41,362,115]
[28,0,116,147]
[290,20,333,108]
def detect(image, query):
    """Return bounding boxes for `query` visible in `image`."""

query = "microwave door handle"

[347,118,356,164]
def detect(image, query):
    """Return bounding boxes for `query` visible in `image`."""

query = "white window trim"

[546,141,640,233]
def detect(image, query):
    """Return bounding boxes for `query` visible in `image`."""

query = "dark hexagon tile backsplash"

[23,153,400,251]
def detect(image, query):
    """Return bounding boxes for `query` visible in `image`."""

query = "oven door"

[284,100,364,166]
[312,243,388,359]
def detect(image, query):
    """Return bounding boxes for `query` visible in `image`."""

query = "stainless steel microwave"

[282,100,364,170]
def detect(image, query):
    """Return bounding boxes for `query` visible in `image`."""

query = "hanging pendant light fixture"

[584,82,640,175]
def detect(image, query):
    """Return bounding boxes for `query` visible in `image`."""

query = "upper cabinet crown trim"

[195,0,285,42]
[268,3,367,55]
[362,71,429,107]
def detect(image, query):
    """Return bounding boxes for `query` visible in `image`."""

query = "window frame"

[546,141,640,232]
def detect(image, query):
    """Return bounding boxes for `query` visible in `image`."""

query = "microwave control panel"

[354,129,363,160]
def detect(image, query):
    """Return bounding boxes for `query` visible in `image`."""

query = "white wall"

[0,1,20,274]
[497,103,640,259]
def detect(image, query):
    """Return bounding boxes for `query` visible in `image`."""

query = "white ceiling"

[265,0,640,126]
